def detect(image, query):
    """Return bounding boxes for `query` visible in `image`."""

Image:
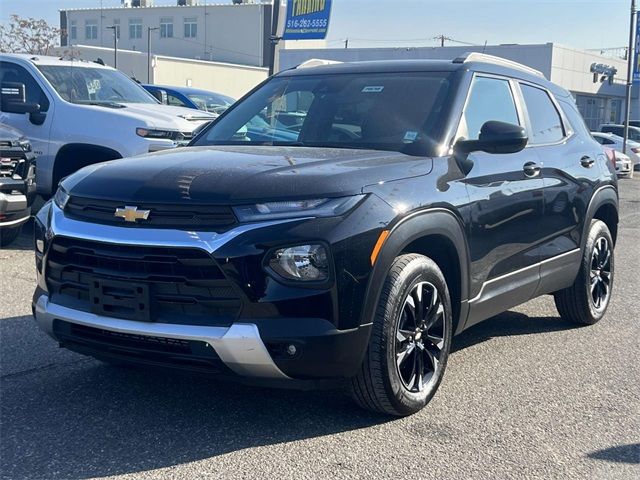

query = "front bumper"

[32,199,386,381]
[33,293,289,379]
[0,189,30,228]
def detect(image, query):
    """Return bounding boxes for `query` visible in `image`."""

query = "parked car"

[603,148,633,178]
[624,120,640,128]
[0,123,36,246]
[599,123,640,142]
[0,54,216,197]
[33,54,618,416]
[592,131,640,170]
[142,84,235,116]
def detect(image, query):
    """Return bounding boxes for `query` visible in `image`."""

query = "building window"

[113,19,120,39]
[70,20,77,40]
[129,18,142,39]
[184,18,197,38]
[160,18,173,38]
[85,20,98,40]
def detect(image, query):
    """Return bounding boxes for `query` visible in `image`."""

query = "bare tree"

[0,15,61,55]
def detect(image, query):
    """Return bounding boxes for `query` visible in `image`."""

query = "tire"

[0,225,22,247]
[554,219,614,325]
[350,254,453,416]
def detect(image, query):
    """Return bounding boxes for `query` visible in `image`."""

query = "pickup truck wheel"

[0,225,22,247]
[350,254,452,416]
[554,219,614,325]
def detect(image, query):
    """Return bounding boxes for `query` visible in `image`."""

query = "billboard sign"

[282,0,332,40]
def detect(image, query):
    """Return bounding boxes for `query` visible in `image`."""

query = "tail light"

[632,147,640,154]
[604,148,616,168]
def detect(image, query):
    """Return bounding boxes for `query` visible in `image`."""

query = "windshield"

[38,65,158,105]
[187,93,235,114]
[192,72,453,155]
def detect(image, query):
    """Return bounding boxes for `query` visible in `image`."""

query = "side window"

[0,61,50,112]
[167,94,187,107]
[520,84,564,144]
[458,76,519,140]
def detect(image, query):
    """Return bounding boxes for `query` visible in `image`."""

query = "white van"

[0,54,215,196]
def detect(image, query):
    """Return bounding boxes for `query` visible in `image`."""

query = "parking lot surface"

[1,180,639,480]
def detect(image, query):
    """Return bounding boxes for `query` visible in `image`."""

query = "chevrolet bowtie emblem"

[114,206,151,223]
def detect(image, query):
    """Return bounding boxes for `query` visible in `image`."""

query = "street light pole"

[623,0,637,155]
[147,26,159,83]
[106,25,118,69]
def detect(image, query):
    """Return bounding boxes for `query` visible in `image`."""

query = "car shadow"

[587,443,640,464]
[0,218,34,252]
[1,308,582,479]
[452,309,580,352]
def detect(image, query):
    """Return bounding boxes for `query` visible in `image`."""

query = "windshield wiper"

[76,100,126,109]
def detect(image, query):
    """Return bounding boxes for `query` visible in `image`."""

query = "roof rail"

[296,58,342,69]
[452,52,544,78]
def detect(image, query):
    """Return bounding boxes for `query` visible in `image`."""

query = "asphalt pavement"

[1,179,639,480]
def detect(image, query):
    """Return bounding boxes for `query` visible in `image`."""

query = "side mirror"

[150,89,168,104]
[1,82,40,114]
[455,121,528,156]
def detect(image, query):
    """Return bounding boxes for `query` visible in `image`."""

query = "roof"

[0,53,114,69]
[278,57,564,95]
[60,3,265,13]
[143,84,236,101]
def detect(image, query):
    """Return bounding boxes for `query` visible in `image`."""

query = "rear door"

[517,83,603,294]
[459,75,545,325]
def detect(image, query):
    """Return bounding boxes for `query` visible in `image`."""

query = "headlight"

[268,244,329,282]
[233,195,364,222]
[53,187,70,210]
[136,127,179,139]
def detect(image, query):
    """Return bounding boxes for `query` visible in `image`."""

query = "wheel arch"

[584,185,619,248]
[52,143,122,192]
[361,208,471,335]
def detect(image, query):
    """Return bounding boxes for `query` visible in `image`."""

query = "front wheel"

[350,254,453,416]
[554,219,614,325]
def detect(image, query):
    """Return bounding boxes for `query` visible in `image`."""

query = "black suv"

[33,54,618,416]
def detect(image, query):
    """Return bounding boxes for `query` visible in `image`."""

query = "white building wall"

[62,4,270,67]
[50,44,268,99]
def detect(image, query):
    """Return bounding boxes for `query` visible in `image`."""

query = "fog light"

[286,344,298,356]
[268,244,329,282]
[35,239,44,253]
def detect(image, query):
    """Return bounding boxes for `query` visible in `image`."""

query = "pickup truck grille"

[65,196,237,230]
[46,237,241,326]
[0,158,19,178]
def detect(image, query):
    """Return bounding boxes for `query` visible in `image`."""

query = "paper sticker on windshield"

[403,131,418,142]
[361,86,384,93]
[87,79,101,95]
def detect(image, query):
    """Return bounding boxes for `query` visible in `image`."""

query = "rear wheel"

[554,219,614,325]
[350,254,452,416]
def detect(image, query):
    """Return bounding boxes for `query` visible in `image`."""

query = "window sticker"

[403,131,418,142]
[361,86,384,93]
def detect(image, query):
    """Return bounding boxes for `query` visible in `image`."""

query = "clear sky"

[0,0,634,51]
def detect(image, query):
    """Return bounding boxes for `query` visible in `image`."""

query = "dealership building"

[280,43,640,129]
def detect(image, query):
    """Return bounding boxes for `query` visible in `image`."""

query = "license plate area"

[89,278,151,322]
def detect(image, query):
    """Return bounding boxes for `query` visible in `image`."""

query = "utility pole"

[268,1,282,76]
[147,26,159,83]
[434,35,451,47]
[106,25,118,69]
[623,0,637,155]
[344,38,349,49]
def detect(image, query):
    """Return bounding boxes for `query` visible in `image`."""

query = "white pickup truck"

[0,54,215,197]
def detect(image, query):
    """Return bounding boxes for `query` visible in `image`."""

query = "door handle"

[523,161,541,178]
[580,156,595,168]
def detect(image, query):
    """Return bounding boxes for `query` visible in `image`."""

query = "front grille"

[52,319,229,374]
[64,196,237,230]
[46,238,241,326]
[0,158,19,178]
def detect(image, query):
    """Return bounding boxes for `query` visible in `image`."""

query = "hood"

[62,146,433,205]
[117,103,215,132]
[0,123,26,142]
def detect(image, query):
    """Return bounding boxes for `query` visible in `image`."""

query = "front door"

[0,61,53,161]
[456,75,545,325]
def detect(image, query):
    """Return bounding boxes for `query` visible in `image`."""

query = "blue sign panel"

[282,0,332,40]
[634,19,640,84]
